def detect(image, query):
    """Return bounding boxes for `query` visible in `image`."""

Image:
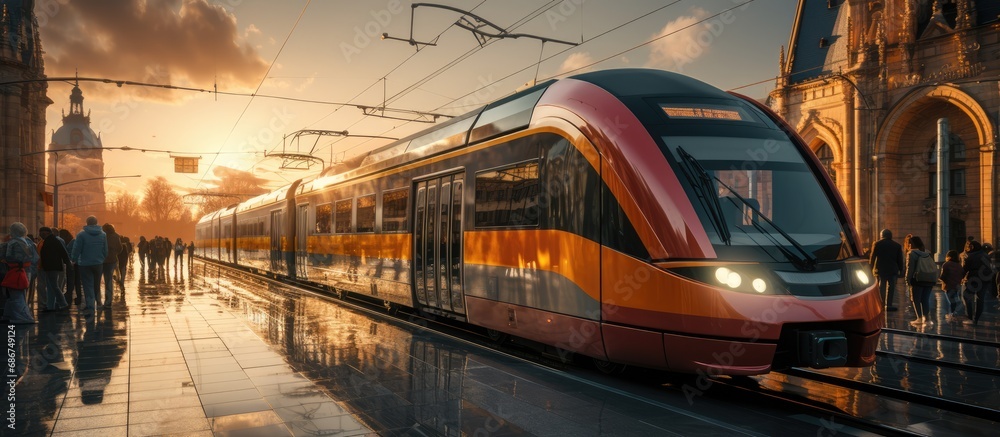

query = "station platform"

[5,259,999,436]
[4,259,753,436]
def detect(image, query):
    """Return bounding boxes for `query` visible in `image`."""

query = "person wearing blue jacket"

[71,216,107,314]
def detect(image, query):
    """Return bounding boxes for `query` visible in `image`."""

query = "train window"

[357,194,376,233]
[382,188,409,232]
[475,160,540,228]
[315,203,332,233]
[469,86,547,143]
[335,199,353,233]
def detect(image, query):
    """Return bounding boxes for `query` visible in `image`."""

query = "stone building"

[771,0,1000,253]
[0,0,50,233]
[48,83,107,226]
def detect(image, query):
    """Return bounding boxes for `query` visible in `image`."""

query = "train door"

[270,210,283,272]
[413,172,465,314]
[296,204,309,279]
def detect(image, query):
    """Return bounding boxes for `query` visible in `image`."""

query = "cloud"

[244,23,262,39]
[645,7,711,71]
[556,52,595,76]
[40,0,268,102]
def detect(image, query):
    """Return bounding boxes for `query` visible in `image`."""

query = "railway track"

[200,260,999,435]
[699,331,1000,436]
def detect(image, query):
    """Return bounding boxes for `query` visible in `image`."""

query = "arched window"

[927,133,966,163]
[816,144,836,183]
[927,134,966,197]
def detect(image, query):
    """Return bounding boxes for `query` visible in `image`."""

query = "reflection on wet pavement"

[7,258,758,436]
[8,258,1000,436]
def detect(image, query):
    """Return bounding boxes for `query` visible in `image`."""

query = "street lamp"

[52,175,140,228]
[21,147,149,228]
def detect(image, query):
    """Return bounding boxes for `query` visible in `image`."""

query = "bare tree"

[108,191,141,220]
[194,166,270,215]
[141,177,186,223]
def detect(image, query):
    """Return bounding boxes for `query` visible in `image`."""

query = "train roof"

[569,68,732,100]
[236,182,295,213]
[300,79,554,195]
[202,68,738,220]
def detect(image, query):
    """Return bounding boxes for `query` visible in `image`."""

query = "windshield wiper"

[713,178,818,271]
[675,147,731,244]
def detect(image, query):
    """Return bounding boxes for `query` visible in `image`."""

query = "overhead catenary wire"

[195,0,313,192]
[306,1,563,162]
[326,0,685,161]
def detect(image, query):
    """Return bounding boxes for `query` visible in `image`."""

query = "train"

[196,68,883,376]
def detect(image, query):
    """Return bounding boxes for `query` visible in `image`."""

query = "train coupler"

[797,330,848,368]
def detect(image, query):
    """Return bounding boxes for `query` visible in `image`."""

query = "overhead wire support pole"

[383,3,579,49]
[267,129,400,170]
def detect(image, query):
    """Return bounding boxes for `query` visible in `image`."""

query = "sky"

[36,0,797,206]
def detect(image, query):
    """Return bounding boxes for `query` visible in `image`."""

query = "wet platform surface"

[5,259,761,436]
[5,259,999,436]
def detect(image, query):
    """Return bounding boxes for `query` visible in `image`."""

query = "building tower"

[0,0,51,232]
[772,0,1000,252]
[48,82,106,225]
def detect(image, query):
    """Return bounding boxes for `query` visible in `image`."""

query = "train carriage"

[196,68,882,375]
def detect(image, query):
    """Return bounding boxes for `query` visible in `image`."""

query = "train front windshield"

[663,132,853,265]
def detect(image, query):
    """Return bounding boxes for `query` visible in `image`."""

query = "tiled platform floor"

[5,258,761,436]
[6,259,999,436]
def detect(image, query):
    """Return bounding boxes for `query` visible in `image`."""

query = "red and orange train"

[196,68,882,375]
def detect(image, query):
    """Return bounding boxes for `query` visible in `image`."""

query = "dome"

[51,123,102,148]
[50,84,102,149]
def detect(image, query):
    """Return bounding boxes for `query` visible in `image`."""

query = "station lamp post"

[52,175,140,228]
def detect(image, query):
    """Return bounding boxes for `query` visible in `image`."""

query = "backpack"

[175,242,184,253]
[914,253,938,283]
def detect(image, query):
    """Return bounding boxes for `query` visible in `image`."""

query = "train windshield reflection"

[664,135,852,263]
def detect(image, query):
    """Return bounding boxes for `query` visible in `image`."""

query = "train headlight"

[671,265,782,294]
[726,271,742,288]
[715,267,731,284]
[854,269,870,285]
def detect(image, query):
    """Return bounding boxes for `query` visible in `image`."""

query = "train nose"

[797,330,848,368]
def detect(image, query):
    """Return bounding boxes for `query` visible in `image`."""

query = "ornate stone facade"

[771,0,1000,252]
[0,0,50,233]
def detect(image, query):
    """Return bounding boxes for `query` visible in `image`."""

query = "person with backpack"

[173,238,185,268]
[939,250,965,322]
[961,240,992,326]
[905,236,936,328]
[3,223,38,324]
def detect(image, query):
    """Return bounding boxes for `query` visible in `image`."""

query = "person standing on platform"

[869,229,904,312]
[3,223,38,324]
[939,250,965,322]
[37,227,70,312]
[905,236,935,328]
[187,240,195,268]
[961,240,992,326]
[137,236,148,270]
[173,238,184,269]
[71,216,107,315]
[117,236,130,288]
[100,223,122,307]
[52,228,67,297]
[59,229,79,306]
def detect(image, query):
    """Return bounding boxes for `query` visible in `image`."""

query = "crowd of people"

[0,216,194,324]
[870,229,998,328]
